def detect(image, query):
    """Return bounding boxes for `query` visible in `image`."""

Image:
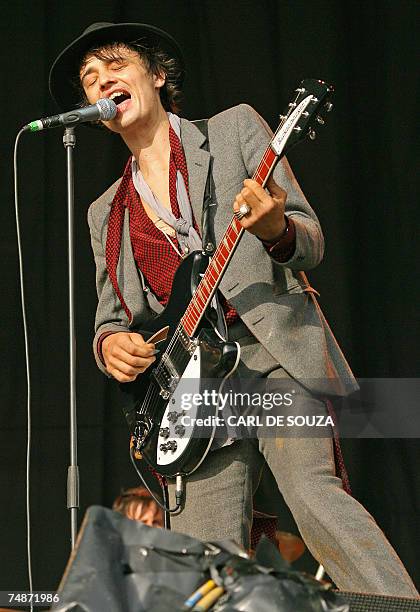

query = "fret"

[209,265,220,283]
[187,317,198,333]
[199,283,210,300]
[195,293,206,310]
[219,244,229,259]
[207,267,218,284]
[183,309,194,325]
[202,277,212,294]
[213,252,224,266]
[185,311,195,326]
[254,147,276,185]
[181,316,193,335]
[227,224,238,239]
[225,234,234,249]
[232,218,242,233]
[218,255,227,268]
[189,303,200,319]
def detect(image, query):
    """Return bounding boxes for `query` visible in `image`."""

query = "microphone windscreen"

[96,98,117,121]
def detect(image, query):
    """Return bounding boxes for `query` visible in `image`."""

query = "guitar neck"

[178,81,333,338]
[180,144,279,337]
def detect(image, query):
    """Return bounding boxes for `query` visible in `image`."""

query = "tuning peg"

[278,114,287,121]
[293,126,302,132]
[288,102,297,108]
[295,87,306,94]
[302,111,309,117]
[310,97,319,104]
[309,128,316,140]
[325,102,333,112]
[316,115,325,125]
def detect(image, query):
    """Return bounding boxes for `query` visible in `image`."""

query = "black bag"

[52,506,348,612]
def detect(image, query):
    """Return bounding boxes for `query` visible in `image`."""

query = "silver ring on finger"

[234,203,251,220]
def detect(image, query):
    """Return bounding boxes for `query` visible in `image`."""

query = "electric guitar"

[119,79,334,477]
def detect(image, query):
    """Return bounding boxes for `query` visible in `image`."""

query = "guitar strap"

[192,119,228,339]
[191,119,216,255]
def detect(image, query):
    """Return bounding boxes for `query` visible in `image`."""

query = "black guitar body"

[118,250,239,476]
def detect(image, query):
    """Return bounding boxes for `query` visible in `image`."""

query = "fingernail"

[151,349,160,355]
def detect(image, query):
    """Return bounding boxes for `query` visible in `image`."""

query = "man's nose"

[99,70,117,91]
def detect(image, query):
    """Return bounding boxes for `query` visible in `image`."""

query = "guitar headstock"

[271,79,334,157]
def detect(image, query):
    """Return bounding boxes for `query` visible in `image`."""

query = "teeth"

[109,91,128,100]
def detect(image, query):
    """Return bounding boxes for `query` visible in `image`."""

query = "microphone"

[25,98,117,132]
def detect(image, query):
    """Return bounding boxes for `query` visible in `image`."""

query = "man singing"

[49,22,417,596]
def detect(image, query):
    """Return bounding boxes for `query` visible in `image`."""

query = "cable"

[129,446,183,514]
[161,479,171,530]
[14,127,34,612]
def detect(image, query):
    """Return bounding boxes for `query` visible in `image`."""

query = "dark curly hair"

[78,40,183,112]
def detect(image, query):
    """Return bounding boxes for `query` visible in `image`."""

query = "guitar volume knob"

[167,411,180,423]
[166,440,178,452]
[174,424,186,437]
[159,427,170,439]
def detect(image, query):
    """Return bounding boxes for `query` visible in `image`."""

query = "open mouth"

[108,90,132,109]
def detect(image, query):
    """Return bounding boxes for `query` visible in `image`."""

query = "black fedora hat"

[49,22,185,111]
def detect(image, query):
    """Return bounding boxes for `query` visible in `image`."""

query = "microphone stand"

[63,127,79,549]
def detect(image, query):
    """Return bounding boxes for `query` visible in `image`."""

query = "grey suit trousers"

[168,324,418,598]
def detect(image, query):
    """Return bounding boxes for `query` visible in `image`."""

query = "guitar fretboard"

[180,144,278,337]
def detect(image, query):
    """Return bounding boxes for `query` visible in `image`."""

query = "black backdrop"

[1,0,418,594]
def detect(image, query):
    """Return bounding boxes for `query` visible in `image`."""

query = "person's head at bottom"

[113,486,164,527]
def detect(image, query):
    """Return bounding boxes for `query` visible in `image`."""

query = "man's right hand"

[102,332,157,382]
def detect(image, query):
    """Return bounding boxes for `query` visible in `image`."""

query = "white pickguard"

[157,345,202,466]
[156,340,240,470]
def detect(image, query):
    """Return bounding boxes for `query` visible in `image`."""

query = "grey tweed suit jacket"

[88,104,358,396]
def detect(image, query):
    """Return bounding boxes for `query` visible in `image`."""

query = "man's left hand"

[233,176,287,242]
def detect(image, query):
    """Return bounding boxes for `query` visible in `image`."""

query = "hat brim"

[49,22,185,112]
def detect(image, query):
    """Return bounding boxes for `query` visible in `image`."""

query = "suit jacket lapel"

[180,117,211,231]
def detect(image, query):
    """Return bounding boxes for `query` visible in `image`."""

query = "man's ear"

[154,71,166,89]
